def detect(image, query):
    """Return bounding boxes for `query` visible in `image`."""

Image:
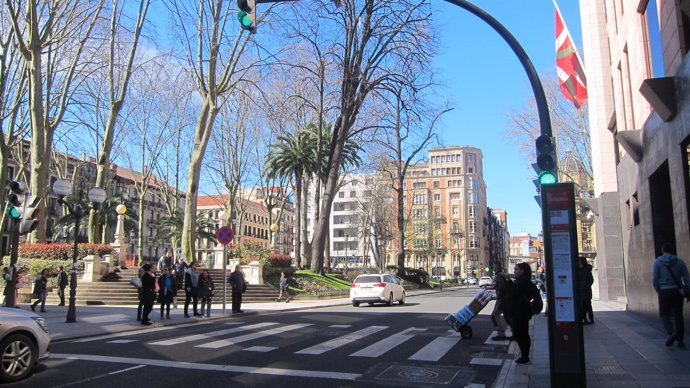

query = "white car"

[350,274,406,307]
[0,307,51,382]
[479,276,494,288]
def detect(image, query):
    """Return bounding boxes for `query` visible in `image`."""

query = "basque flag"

[555,3,588,109]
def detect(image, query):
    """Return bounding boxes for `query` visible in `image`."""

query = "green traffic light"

[237,11,253,28]
[6,206,19,219]
[539,171,558,185]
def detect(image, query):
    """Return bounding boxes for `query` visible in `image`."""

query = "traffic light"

[18,195,41,235]
[535,135,558,185]
[237,0,256,33]
[6,181,23,219]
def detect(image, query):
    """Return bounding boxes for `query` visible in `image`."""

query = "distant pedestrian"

[136,266,145,321]
[2,267,9,307]
[198,270,215,317]
[31,269,49,313]
[278,271,290,302]
[158,250,174,273]
[229,264,246,313]
[157,267,176,320]
[653,242,690,348]
[140,264,157,325]
[579,257,594,324]
[174,258,187,291]
[56,265,68,306]
[491,270,513,340]
[506,262,538,365]
[536,269,547,316]
[184,261,201,317]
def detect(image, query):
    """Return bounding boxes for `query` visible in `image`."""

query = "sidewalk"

[496,300,690,388]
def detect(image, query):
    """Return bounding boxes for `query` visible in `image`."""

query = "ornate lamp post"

[113,204,127,267]
[52,179,106,323]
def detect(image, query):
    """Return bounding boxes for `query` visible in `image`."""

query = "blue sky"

[431,0,583,236]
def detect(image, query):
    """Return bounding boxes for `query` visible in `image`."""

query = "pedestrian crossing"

[93,321,510,364]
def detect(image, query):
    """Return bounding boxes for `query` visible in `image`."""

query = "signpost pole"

[223,244,227,314]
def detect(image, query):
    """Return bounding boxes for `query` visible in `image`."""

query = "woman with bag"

[157,267,176,320]
[31,269,49,313]
[140,264,158,326]
[653,242,690,348]
[198,270,215,317]
[506,262,537,365]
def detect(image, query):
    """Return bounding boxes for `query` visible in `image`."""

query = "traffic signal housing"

[237,0,256,33]
[535,135,558,185]
[18,195,41,235]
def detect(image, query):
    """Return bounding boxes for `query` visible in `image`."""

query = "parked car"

[0,307,50,382]
[479,276,494,288]
[350,274,406,307]
[467,277,478,285]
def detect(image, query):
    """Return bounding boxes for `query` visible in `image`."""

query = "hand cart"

[444,289,493,339]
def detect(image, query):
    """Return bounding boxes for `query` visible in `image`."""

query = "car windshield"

[355,276,382,284]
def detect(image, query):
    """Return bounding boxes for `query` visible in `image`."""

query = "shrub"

[19,243,113,261]
[267,252,292,268]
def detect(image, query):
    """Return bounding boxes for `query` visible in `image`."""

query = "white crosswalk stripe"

[197,323,313,349]
[295,326,388,355]
[149,322,277,346]
[349,327,426,358]
[409,330,461,362]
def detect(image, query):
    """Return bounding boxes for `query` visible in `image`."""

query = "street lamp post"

[53,179,106,323]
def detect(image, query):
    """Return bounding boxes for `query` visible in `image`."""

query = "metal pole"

[67,204,82,323]
[5,219,19,308]
[222,244,227,314]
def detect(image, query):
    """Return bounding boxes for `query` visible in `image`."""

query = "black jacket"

[506,275,534,320]
[198,275,215,299]
[580,264,594,300]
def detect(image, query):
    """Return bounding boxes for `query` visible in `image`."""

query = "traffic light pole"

[61,192,85,323]
[5,219,20,308]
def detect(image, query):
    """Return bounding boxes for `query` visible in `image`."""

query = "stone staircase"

[44,267,280,306]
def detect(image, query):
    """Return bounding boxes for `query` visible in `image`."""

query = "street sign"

[216,226,234,246]
[542,182,585,388]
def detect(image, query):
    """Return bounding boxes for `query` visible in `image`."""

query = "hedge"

[18,243,113,261]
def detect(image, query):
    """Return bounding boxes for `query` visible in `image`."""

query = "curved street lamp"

[53,179,106,323]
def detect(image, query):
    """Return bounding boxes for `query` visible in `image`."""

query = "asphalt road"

[9,287,513,388]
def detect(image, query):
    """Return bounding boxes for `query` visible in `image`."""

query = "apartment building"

[579,0,690,315]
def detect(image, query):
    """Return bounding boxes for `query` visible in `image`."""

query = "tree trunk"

[181,99,217,261]
[294,174,302,268]
[396,177,406,278]
[28,50,49,243]
[138,195,146,265]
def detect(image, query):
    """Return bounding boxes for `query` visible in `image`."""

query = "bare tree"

[296,0,437,271]
[88,0,151,243]
[505,75,591,185]
[5,0,105,242]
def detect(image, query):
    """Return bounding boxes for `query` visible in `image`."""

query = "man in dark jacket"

[491,270,512,340]
[229,264,246,313]
[579,257,594,324]
[184,261,201,317]
[653,242,690,348]
[56,265,69,306]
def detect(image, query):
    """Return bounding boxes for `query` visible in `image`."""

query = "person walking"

[278,271,290,302]
[31,269,49,313]
[158,250,174,273]
[174,257,187,309]
[157,267,176,320]
[198,270,215,317]
[56,265,68,306]
[140,264,157,325]
[507,262,539,364]
[229,264,246,313]
[136,265,145,321]
[653,242,690,348]
[579,257,594,324]
[491,270,513,340]
[2,267,10,307]
[184,261,201,317]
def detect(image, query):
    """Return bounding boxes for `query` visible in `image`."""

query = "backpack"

[529,282,543,315]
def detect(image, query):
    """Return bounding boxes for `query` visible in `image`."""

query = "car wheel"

[386,292,393,306]
[399,292,405,305]
[352,301,360,307]
[0,334,37,382]
[368,302,374,306]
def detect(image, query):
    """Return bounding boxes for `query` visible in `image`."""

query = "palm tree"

[155,209,217,260]
[306,122,362,274]
[265,129,316,269]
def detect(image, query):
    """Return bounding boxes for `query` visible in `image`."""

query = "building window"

[469,206,476,217]
[350,191,356,197]
[414,181,426,188]
[339,192,344,198]
[434,193,440,202]
[433,181,439,188]
[452,206,459,216]
[449,193,460,201]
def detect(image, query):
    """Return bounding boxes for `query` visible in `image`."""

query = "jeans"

[659,288,685,342]
[512,315,531,359]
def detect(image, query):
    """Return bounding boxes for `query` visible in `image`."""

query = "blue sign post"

[216,226,234,313]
